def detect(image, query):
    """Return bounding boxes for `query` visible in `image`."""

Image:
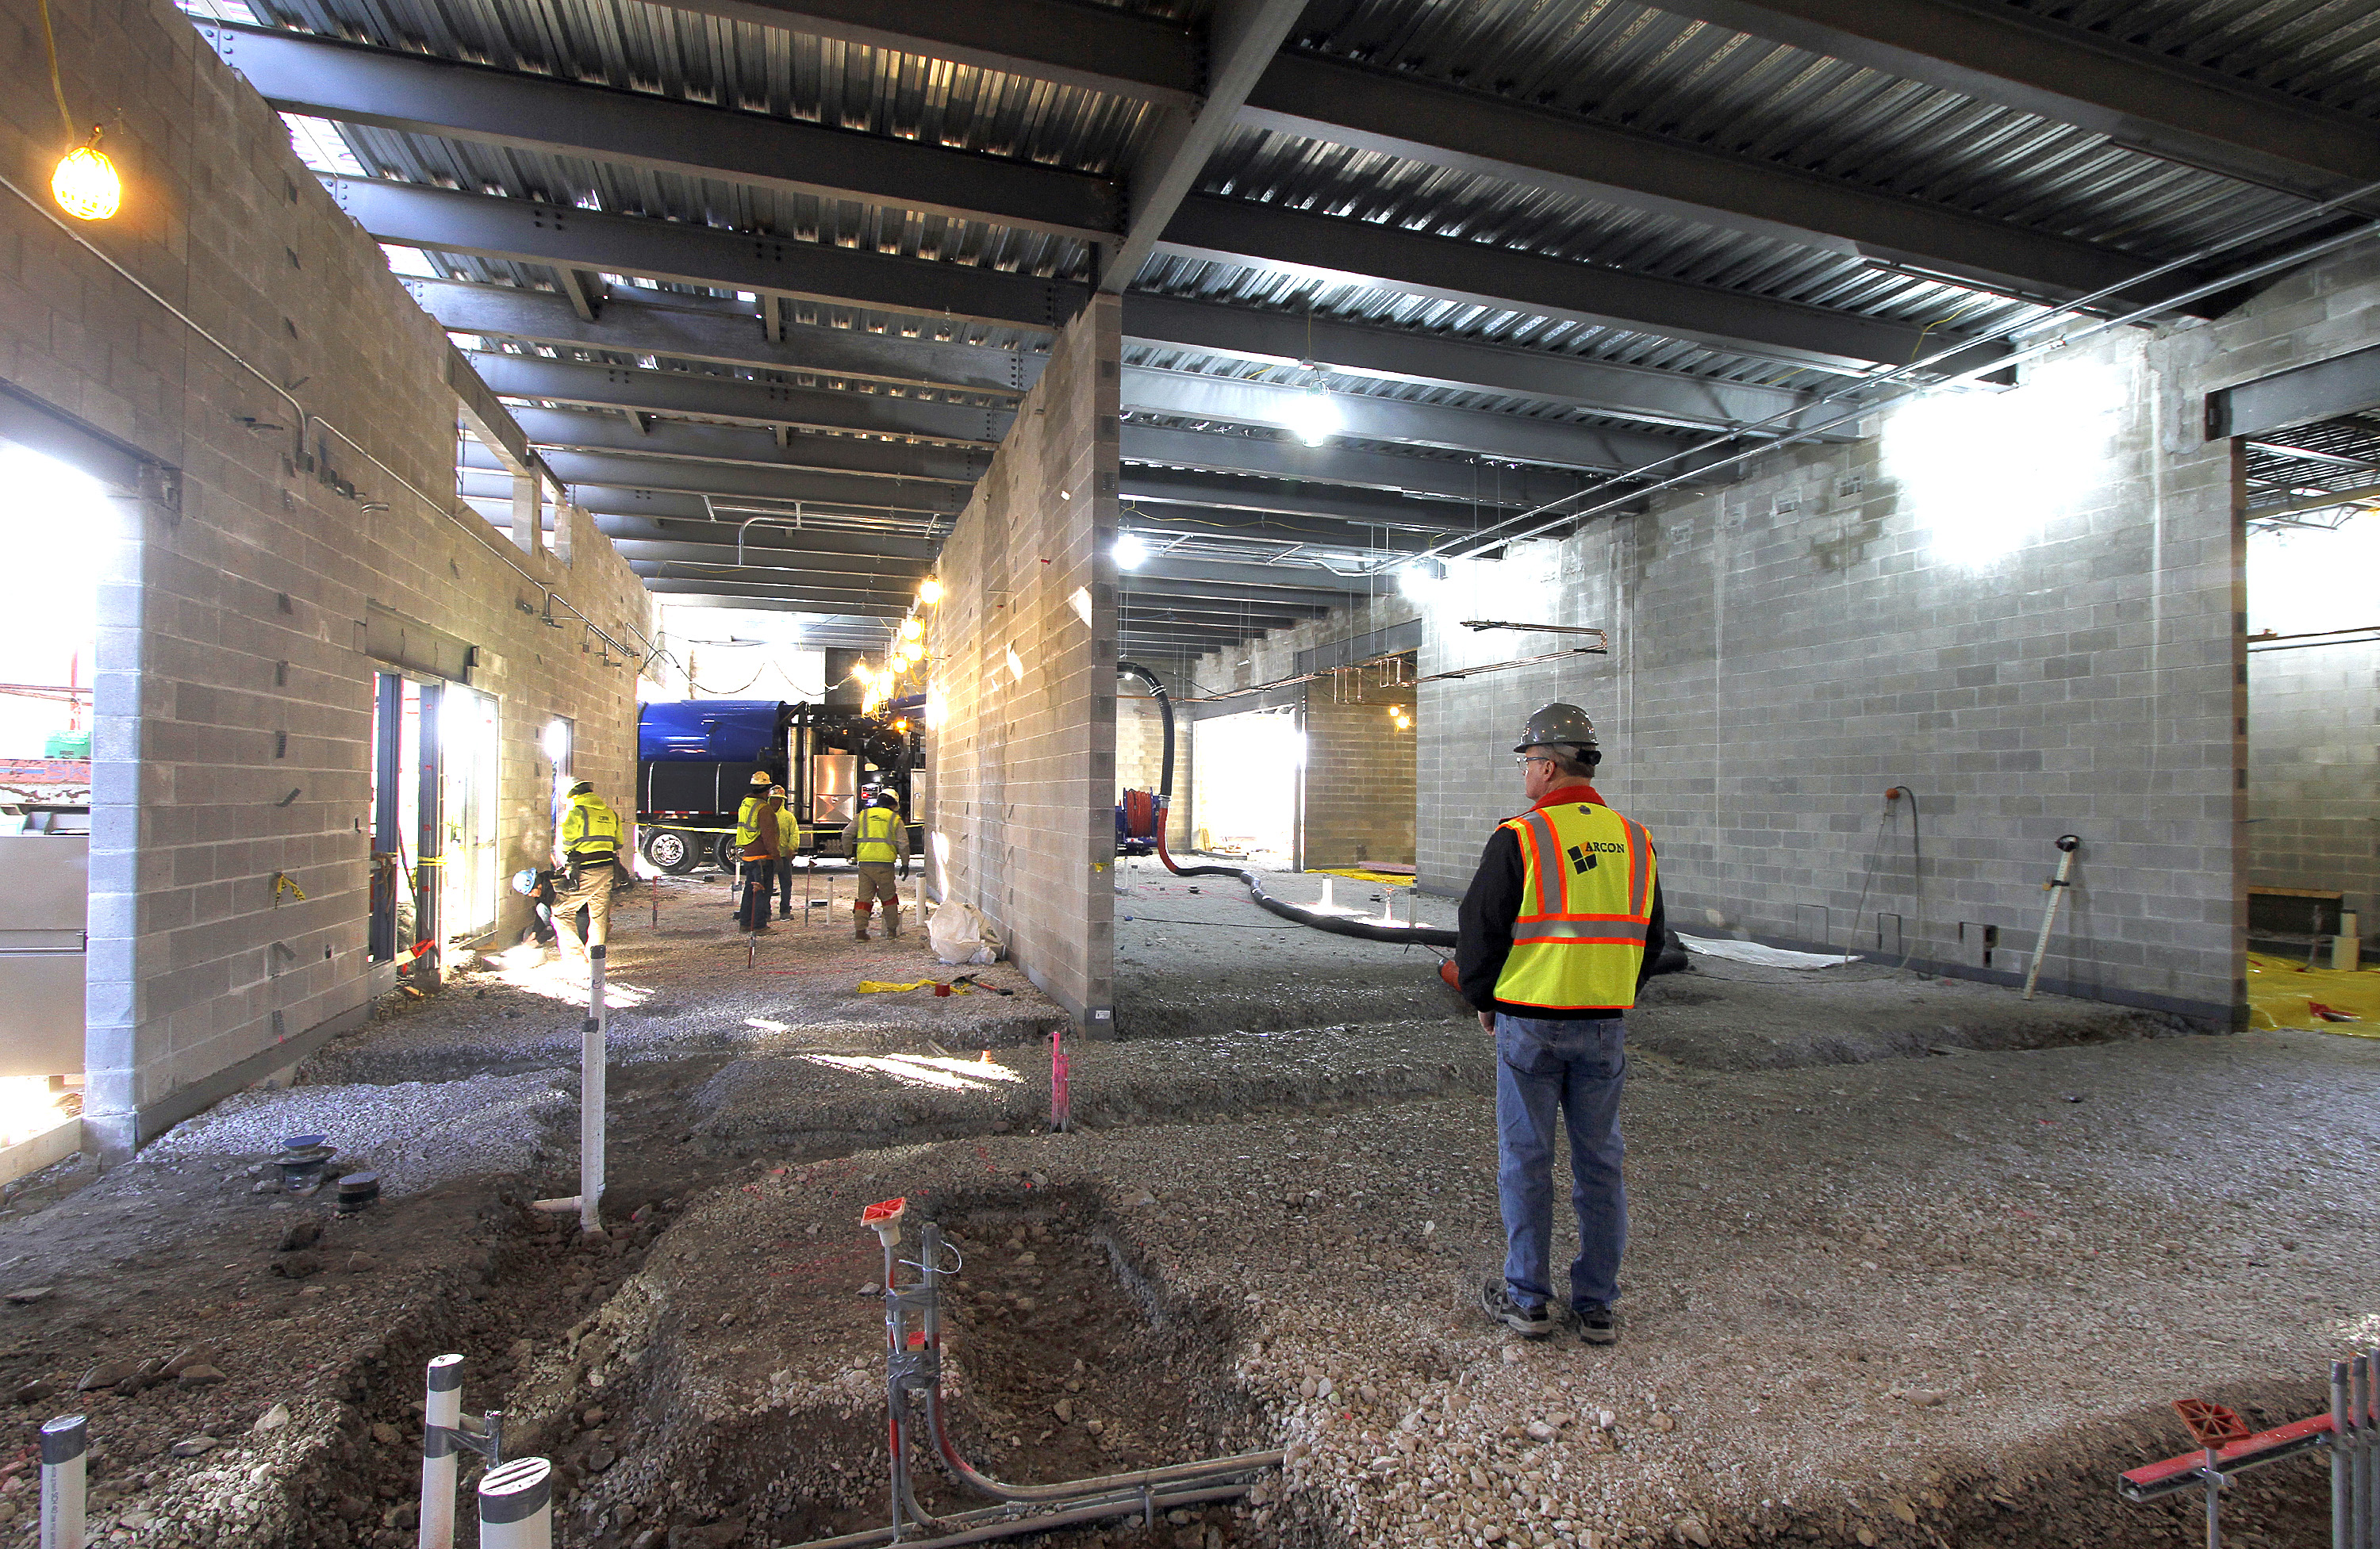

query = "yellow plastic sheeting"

[856,980,970,995]
[2247,953,2380,1036]
[1315,868,1415,889]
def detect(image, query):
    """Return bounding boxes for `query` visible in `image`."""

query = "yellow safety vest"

[853,804,900,864]
[735,794,766,848]
[777,807,797,852]
[562,792,622,860]
[1492,799,1656,1011]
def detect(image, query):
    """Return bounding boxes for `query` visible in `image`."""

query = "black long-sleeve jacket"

[1456,803,1666,1021]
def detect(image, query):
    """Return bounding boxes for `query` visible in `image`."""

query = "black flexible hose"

[1115,661,1459,949]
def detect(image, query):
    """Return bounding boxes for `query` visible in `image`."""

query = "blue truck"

[635,699,924,872]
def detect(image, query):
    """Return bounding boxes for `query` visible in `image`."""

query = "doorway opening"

[369,676,502,971]
[2236,407,2380,1028]
[1188,706,1302,867]
[0,443,108,1155]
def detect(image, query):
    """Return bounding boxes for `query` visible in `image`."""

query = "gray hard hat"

[1514,703,1599,755]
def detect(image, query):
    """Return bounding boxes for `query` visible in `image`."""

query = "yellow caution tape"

[856,980,969,995]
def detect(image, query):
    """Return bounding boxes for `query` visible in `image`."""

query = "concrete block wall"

[0,0,652,1155]
[925,296,1119,1032]
[1303,669,1417,868]
[2247,639,2378,930]
[1384,242,2380,1023]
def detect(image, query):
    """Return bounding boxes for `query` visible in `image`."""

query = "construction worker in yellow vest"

[734,771,781,933]
[551,780,627,961]
[1457,703,1665,1350]
[849,788,911,941]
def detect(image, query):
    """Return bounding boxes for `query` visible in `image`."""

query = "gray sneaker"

[1575,1302,1617,1345]
[1479,1278,1554,1339]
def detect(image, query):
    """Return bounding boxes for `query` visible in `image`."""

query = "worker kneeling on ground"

[552,779,628,964]
[850,788,911,941]
[1457,703,1665,1348]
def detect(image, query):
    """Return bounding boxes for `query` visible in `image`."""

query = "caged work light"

[52,130,121,221]
[39,0,120,220]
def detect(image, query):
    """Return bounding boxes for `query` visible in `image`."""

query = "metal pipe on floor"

[40,1414,86,1549]
[790,1482,1254,1549]
[419,1355,463,1549]
[477,1457,554,1549]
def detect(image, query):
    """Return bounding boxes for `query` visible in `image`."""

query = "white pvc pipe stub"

[419,1354,463,1549]
[40,1414,86,1549]
[478,1456,554,1549]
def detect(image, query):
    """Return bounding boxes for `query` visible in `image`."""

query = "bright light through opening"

[1282,385,1340,447]
[1114,533,1148,570]
[541,719,571,763]
[1883,359,2125,570]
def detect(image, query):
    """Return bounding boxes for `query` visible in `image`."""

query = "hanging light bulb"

[1113,533,1148,570]
[899,616,923,643]
[1282,362,1339,447]
[917,577,944,605]
[900,641,924,665]
[52,128,121,221]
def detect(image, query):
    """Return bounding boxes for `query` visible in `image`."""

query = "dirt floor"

[0,861,2370,1549]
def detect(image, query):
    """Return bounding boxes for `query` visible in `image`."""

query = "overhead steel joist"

[415,282,1043,400]
[1122,294,1828,435]
[1122,424,1599,506]
[638,576,914,619]
[459,443,967,511]
[1657,0,2380,204]
[344,177,1994,385]
[1119,469,1484,535]
[328,177,1088,332]
[206,24,1119,244]
[501,406,986,485]
[1100,0,1308,289]
[1158,196,2009,378]
[639,0,1201,107]
[633,569,926,608]
[470,354,1013,446]
[1239,52,2194,309]
[1120,365,1727,478]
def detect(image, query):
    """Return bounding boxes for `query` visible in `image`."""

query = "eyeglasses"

[1514,754,1555,769]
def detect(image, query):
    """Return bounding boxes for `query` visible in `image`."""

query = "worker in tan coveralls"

[850,788,911,941]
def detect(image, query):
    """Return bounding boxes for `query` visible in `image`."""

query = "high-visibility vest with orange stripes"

[1492,799,1656,1011]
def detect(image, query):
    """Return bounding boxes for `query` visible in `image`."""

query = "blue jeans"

[1495,1014,1627,1312]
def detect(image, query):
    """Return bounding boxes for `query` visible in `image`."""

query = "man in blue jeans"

[1457,704,1666,1346]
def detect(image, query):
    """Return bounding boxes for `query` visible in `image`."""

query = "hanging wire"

[36,0,78,143]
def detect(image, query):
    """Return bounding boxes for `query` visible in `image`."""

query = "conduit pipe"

[40,1414,85,1549]
[533,944,608,1235]
[0,172,668,681]
[1117,661,1457,949]
[1380,173,2380,569]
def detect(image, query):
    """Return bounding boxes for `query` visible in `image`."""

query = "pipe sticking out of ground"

[40,1413,86,1549]
[532,944,608,1236]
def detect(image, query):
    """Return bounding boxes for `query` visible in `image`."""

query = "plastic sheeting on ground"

[1676,934,1864,969]
[2248,952,2380,1035]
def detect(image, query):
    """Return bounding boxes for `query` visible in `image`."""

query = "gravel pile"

[137,1072,570,1197]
